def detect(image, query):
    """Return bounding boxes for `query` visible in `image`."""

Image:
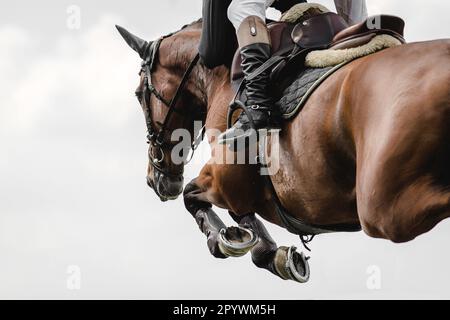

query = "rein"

[140,35,202,175]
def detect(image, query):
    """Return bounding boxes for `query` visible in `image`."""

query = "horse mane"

[158,19,203,71]
[180,18,203,31]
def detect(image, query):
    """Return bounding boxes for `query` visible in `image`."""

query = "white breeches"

[227,0,275,29]
[334,0,368,26]
[227,0,368,30]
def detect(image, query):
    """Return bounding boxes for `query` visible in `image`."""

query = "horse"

[117,18,450,282]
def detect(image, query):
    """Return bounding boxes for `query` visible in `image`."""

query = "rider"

[205,0,368,144]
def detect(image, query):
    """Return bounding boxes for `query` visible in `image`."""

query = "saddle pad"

[276,62,349,120]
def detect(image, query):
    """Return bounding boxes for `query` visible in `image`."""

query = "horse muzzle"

[147,171,184,202]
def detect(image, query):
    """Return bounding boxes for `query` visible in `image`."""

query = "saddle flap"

[231,22,295,81]
[291,12,348,49]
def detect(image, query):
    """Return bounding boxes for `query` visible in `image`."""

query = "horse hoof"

[218,226,259,257]
[274,246,310,283]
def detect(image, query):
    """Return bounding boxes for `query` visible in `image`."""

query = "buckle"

[155,134,165,147]
[250,105,271,112]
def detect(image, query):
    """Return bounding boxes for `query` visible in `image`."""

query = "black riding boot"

[219,16,279,145]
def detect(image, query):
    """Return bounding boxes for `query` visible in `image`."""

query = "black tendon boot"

[219,16,280,146]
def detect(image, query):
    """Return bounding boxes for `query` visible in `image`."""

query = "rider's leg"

[334,0,368,25]
[199,0,236,69]
[219,0,278,145]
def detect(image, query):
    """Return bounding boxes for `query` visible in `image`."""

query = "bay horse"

[117,20,450,282]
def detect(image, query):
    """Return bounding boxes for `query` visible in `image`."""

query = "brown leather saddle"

[231,13,405,87]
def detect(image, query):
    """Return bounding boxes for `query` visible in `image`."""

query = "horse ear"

[116,25,149,59]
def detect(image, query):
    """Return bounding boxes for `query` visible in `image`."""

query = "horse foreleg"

[183,180,228,259]
[184,166,309,282]
[183,179,258,259]
[230,212,310,283]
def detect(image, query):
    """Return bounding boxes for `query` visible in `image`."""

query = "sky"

[0,0,449,299]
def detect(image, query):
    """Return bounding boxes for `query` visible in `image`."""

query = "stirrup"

[226,100,278,131]
[226,100,256,131]
[219,100,279,147]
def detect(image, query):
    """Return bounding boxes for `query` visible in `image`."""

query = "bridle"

[138,34,203,177]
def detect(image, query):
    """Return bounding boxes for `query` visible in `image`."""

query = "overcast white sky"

[0,0,449,299]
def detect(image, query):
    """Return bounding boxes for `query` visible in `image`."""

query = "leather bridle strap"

[142,35,201,146]
[155,53,201,146]
[141,34,203,176]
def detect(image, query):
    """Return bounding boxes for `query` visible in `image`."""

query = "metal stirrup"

[227,100,258,131]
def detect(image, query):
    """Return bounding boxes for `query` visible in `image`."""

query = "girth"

[257,134,361,244]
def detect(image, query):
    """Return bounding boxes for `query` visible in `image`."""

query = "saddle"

[231,11,405,97]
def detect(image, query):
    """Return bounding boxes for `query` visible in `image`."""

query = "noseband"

[139,35,202,176]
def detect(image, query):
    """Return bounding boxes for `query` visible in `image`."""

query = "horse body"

[274,39,450,241]
[352,40,450,242]
[119,20,450,281]
[202,38,450,243]
[200,34,450,241]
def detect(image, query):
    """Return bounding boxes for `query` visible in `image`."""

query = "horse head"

[117,24,206,201]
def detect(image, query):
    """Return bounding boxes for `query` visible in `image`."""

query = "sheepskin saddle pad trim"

[280,3,331,23]
[276,34,401,119]
[305,34,402,68]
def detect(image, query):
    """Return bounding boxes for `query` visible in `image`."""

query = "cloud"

[0,15,139,135]
[0,14,151,215]
[0,26,34,133]
[0,26,30,72]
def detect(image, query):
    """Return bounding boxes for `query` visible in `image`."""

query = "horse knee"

[183,179,199,197]
[183,179,212,216]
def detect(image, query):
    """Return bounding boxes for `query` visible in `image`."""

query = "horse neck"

[201,65,234,134]
[166,26,232,136]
